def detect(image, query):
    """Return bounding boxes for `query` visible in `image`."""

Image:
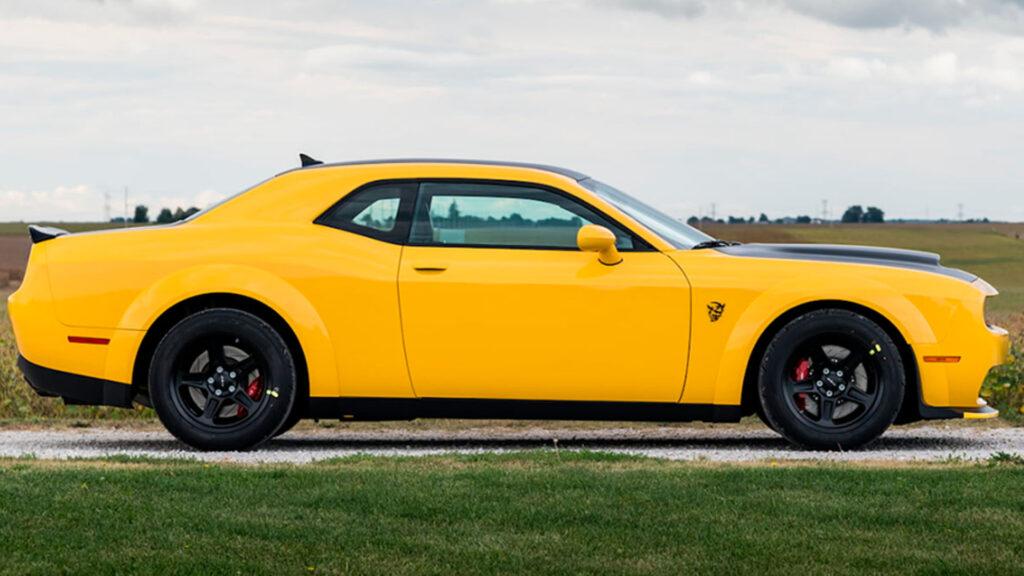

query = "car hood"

[714,243,976,282]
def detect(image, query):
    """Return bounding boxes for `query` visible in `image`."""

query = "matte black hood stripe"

[715,243,977,283]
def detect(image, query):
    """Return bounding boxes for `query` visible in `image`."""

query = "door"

[398,181,691,402]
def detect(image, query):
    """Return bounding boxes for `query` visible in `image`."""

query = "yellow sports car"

[8,157,1010,450]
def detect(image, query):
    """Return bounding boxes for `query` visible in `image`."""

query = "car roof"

[281,158,589,181]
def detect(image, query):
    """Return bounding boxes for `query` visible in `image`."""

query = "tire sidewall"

[149,308,296,451]
[759,310,904,450]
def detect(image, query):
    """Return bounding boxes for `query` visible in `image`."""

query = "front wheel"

[758,309,904,450]
[149,308,297,451]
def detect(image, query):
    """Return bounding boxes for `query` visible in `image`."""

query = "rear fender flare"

[114,264,339,396]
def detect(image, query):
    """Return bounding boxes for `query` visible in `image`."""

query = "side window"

[409,182,635,250]
[316,182,415,243]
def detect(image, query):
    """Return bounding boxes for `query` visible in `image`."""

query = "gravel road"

[1,424,1022,464]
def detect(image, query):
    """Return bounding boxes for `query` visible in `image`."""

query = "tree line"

[687,205,886,225]
[111,205,201,224]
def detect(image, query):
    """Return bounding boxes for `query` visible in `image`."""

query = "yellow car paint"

[6,160,1010,421]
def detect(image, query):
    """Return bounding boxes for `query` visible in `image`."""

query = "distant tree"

[796,215,812,224]
[172,207,186,221]
[133,204,150,224]
[758,213,769,223]
[747,216,755,224]
[728,216,744,224]
[447,200,461,226]
[110,216,126,223]
[686,216,700,226]
[841,205,864,223]
[182,206,201,219]
[156,208,174,224]
[863,206,885,223]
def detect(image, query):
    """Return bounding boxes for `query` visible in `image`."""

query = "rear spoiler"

[28,225,69,244]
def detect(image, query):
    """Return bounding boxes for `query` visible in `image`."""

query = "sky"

[1,0,1023,223]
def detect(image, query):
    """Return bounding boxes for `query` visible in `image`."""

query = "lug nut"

[214,389,222,396]
[826,391,833,397]
[823,368,830,375]
[229,385,236,392]
[816,381,823,387]
[229,371,236,378]
[216,366,224,373]
[837,370,844,377]
[207,377,214,384]
[839,384,846,391]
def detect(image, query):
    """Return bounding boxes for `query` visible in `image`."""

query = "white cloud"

[0,0,1023,222]
[0,185,98,222]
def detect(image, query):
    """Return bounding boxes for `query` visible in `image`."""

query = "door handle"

[412,264,448,272]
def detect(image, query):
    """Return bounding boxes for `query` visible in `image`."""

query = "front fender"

[678,262,939,406]
[114,264,339,397]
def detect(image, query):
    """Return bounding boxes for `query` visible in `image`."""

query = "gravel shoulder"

[1,422,1021,464]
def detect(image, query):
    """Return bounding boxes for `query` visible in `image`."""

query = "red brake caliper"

[793,358,811,411]
[237,377,263,418]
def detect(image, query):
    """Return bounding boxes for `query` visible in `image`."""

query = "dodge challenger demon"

[8,157,1010,450]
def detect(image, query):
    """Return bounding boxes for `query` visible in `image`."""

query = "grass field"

[1,453,1023,575]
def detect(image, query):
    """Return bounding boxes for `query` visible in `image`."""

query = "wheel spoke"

[846,386,872,406]
[179,378,207,391]
[791,379,816,394]
[838,349,866,373]
[808,345,832,371]
[818,398,836,424]
[206,341,226,367]
[232,356,256,377]
[234,392,256,411]
[200,396,223,423]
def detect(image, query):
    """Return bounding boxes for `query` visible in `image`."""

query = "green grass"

[0,454,1022,575]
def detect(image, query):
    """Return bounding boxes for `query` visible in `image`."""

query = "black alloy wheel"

[758,309,904,450]
[149,308,296,451]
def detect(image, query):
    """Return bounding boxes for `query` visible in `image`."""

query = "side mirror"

[577,224,623,266]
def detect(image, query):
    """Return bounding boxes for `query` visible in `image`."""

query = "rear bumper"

[17,356,133,408]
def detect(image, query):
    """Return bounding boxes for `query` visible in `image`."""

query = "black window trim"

[314,178,654,252]
[313,180,417,244]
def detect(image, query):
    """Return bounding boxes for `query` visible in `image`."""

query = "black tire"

[758,309,904,450]
[754,402,778,433]
[149,308,297,451]
[273,406,303,438]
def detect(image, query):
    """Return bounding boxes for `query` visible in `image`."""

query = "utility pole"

[710,202,717,222]
[123,187,128,227]
[821,199,829,224]
[957,203,964,222]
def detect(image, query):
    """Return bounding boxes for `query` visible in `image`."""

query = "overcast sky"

[1,0,1023,222]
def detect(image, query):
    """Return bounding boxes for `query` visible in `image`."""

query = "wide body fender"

[116,264,339,397]
[678,261,939,407]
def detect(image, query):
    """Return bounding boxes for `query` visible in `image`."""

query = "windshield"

[579,178,714,249]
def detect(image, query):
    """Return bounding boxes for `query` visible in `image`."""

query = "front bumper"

[18,356,133,408]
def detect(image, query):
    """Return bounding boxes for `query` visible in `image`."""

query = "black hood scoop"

[716,243,975,282]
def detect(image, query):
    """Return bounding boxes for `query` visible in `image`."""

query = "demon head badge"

[707,301,725,322]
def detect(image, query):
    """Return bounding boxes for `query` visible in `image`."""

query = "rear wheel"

[758,309,904,450]
[149,309,296,451]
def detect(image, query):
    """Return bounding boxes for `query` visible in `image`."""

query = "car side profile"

[8,157,1010,450]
